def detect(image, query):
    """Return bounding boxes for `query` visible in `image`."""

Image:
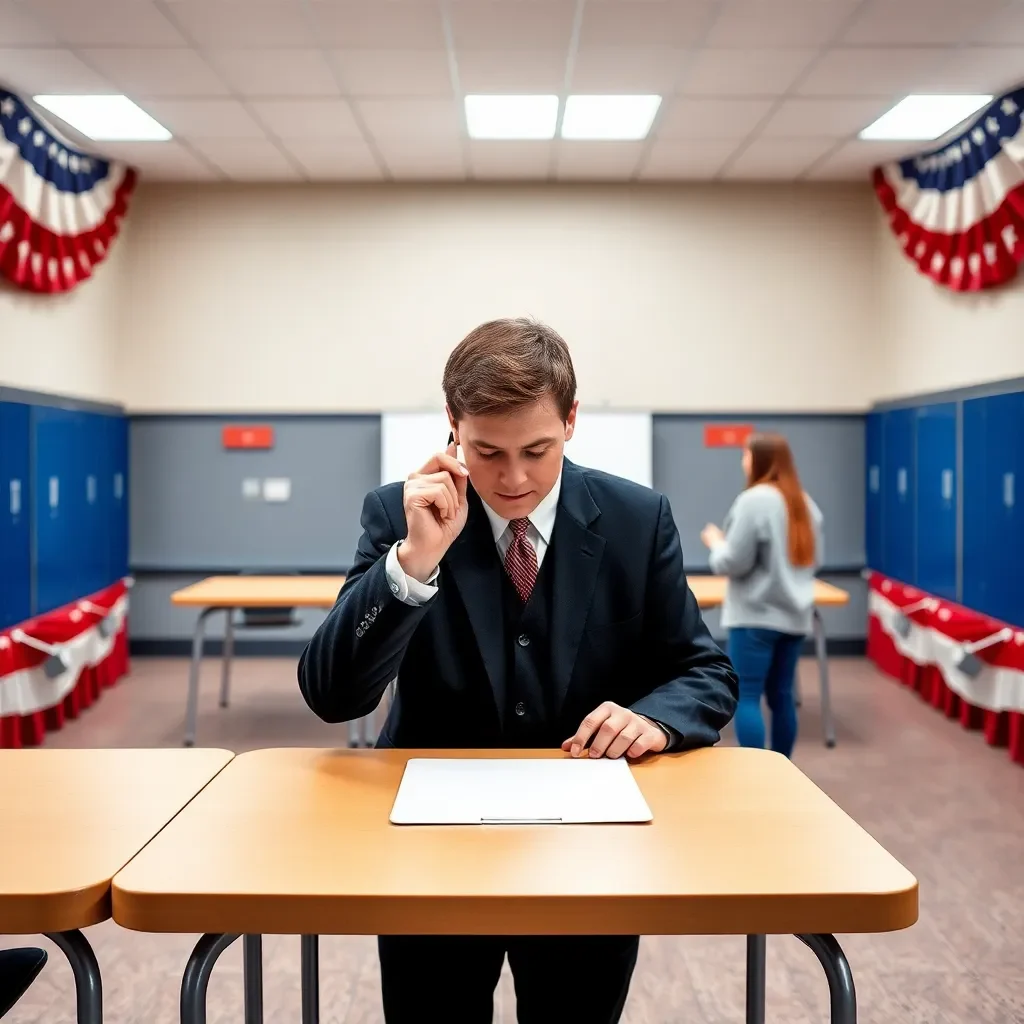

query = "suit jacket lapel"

[550,460,605,714]
[444,489,508,724]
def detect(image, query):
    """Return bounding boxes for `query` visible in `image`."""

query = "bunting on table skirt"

[873,85,1024,292]
[0,87,137,294]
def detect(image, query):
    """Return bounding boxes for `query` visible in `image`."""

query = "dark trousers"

[378,934,639,1023]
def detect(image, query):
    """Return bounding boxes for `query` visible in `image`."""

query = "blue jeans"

[727,627,804,757]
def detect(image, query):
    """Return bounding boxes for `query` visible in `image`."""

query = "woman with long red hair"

[700,433,823,757]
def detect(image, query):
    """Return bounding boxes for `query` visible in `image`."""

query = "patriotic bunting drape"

[873,85,1024,292]
[0,87,136,294]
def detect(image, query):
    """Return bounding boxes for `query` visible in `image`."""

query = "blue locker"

[33,406,86,614]
[865,412,884,572]
[110,414,129,581]
[78,411,107,595]
[882,408,916,585]
[963,392,1024,627]
[914,403,957,601]
[0,402,32,629]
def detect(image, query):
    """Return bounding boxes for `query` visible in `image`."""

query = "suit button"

[515,702,526,716]
[518,633,530,647]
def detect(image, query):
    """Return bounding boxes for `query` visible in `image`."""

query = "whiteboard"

[381,410,652,487]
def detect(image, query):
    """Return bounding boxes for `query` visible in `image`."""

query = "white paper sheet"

[389,758,653,825]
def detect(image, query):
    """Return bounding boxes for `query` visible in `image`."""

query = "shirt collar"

[480,471,562,547]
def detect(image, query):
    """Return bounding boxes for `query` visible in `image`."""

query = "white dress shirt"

[385,473,563,606]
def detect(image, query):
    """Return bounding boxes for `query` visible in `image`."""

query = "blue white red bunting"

[873,85,1024,292]
[0,87,136,294]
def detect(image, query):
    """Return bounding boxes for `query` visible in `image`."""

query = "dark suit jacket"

[298,459,738,749]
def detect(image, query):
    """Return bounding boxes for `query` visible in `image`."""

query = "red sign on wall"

[222,425,274,449]
[704,424,754,448]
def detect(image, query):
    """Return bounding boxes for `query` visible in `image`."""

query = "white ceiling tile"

[26,0,186,46]
[191,138,301,180]
[356,98,461,139]
[555,140,645,179]
[0,48,112,94]
[656,97,774,138]
[141,99,266,139]
[760,98,892,137]
[249,99,363,139]
[707,0,860,47]
[468,140,552,178]
[798,47,952,96]
[639,138,739,179]
[81,48,229,97]
[0,1,57,45]
[972,4,1024,44]
[208,49,339,97]
[282,138,382,180]
[375,139,466,179]
[161,2,315,48]
[919,47,1024,94]
[333,49,452,97]
[680,48,817,96]
[807,139,917,180]
[100,140,219,180]
[308,2,445,48]
[579,1,717,47]
[570,46,687,93]
[723,136,837,179]
[457,49,567,93]
[448,0,577,50]
[842,0,1006,46]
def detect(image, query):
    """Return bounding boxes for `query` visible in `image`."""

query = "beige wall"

[116,182,880,413]
[0,239,125,404]
[875,212,1024,401]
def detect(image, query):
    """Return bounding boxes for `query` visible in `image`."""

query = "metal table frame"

[178,931,856,1024]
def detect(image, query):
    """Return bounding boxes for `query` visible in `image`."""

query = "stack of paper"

[389,757,653,825]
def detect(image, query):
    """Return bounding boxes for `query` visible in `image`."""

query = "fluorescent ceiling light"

[859,94,992,141]
[561,95,662,141]
[465,95,558,140]
[32,94,171,141]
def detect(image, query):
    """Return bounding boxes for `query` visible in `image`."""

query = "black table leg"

[243,934,263,1024]
[44,930,102,1024]
[301,935,319,1024]
[180,933,239,1024]
[745,934,766,1024]
[797,933,857,1023]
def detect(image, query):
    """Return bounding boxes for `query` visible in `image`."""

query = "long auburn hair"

[746,433,815,568]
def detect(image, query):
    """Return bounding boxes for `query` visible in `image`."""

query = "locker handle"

[9,478,20,516]
[1004,472,1015,509]
[941,469,953,503]
[897,467,908,498]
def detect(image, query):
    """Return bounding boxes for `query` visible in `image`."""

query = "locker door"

[915,402,957,601]
[33,406,79,614]
[882,408,916,585]
[111,415,129,580]
[79,411,106,594]
[0,402,32,629]
[865,412,884,572]
[963,392,1024,626]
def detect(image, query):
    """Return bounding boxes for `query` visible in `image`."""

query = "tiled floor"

[5,655,1024,1023]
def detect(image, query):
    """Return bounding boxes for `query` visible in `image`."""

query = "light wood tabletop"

[1,748,232,934]
[688,576,850,609]
[112,747,917,938]
[171,575,347,608]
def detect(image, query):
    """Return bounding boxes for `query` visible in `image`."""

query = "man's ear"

[563,399,579,442]
[445,405,459,446]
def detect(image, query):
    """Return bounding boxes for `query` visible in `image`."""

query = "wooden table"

[112,747,917,1024]
[1,748,232,1023]
[171,575,345,746]
[690,576,851,748]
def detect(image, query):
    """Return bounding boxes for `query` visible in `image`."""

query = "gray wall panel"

[130,416,380,571]
[652,415,865,572]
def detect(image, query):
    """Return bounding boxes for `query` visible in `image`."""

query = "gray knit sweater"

[708,484,824,636]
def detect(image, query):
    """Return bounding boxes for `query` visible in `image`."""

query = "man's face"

[449,397,577,519]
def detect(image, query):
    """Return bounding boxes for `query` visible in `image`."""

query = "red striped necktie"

[504,518,538,603]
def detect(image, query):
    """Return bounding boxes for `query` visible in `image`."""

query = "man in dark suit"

[298,318,738,1024]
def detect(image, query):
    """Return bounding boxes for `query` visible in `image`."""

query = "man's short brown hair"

[442,318,577,422]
